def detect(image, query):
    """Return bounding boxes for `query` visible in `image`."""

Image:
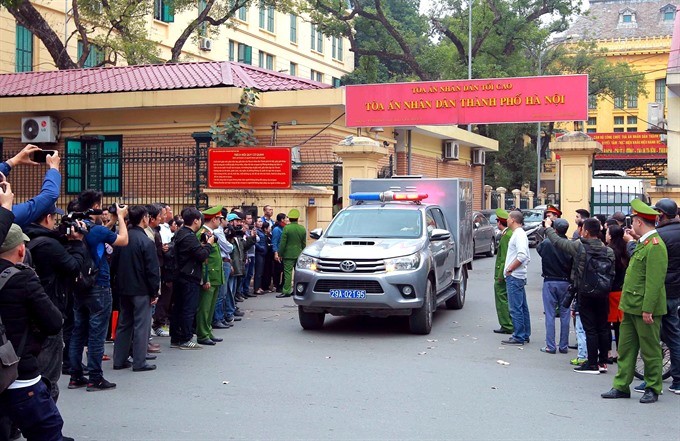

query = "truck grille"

[313,280,384,293]
[317,258,386,273]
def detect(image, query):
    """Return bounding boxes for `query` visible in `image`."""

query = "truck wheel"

[409,279,434,335]
[486,241,495,257]
[446,266,467,310]
[298,307,325,330]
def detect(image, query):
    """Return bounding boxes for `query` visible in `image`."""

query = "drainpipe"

[407,129,412,175]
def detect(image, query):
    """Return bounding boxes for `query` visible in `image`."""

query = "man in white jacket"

[502,210,532,345]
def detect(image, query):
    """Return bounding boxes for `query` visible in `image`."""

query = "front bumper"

[293,266,428,317]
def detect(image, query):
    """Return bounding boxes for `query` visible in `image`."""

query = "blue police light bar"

[349,192,429,202]
[349,192,383,201]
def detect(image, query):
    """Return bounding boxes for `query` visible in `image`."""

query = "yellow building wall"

[0,1,353,85]
[583,37,671,133]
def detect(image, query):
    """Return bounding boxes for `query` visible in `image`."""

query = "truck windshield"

[325,209,422,238]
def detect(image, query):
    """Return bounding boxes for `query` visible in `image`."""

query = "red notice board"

[208,147,292,189]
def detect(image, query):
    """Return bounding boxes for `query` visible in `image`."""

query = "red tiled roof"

[0,61,331,97]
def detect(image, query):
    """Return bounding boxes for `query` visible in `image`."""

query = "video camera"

[108,203,126,215]
[225,225,243,239]
[59,209,100,236]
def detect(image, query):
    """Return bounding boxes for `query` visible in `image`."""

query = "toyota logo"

[339,260,357,272]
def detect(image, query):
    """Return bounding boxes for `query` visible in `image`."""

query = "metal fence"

[591,183,646,217]
[1,143,205,214]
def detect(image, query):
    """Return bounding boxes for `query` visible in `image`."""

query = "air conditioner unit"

[647,102,665,131]
[291,146,301,170]
[199,37,212,51]
[21,116,58,143]
[442,140,459,160]
[472,149,486,165]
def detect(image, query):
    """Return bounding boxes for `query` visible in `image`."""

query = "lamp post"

[535,37,571,198]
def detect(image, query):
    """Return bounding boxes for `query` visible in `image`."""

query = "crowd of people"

[0,144,308,440]
[493,198,679,404]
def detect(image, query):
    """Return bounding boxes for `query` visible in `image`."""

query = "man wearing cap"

[23,204,88,401]
[633,198,680,395]
[195,207,225,346]
[276,209,307,298]
[602,199,668,403]
[537,218,573,354]
[0,224,65,440]
[493,208,513,335]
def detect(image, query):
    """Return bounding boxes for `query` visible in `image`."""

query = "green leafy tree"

[1,0,274,69]
[211,88,260,146]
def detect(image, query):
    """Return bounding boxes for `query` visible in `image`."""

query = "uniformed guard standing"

[195,206,225,346]
[275,209,307,298]
[493,208,513,334]
[602,199,668,403]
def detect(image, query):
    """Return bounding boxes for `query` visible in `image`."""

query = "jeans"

[69,286,112,381]
[241,258,255,295]
[579,295,610,366]
[575,314,588,359]
[505,275,531,342]
[661,296,680,382]
[0,380,63,441]
[170,277,200,344]
[542,280,571,352]
[213,262,233,323]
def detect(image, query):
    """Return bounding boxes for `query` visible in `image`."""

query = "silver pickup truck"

[293,178,474,334]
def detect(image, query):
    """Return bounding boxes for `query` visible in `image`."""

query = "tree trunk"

[10,0,78,70]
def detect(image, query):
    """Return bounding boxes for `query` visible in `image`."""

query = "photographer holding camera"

[23,204,89,402]
[68,190,129,392]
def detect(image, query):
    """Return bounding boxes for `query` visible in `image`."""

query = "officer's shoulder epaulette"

[652,237,659,245]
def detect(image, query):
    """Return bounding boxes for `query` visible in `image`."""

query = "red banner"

[208,147,292,189]
[589,132,667,155]
[345,75,588,127]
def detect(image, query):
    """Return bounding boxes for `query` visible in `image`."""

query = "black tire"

[634,341,671,380]
[298,307,325,330]
[446,266,467,310]
[486,241,495,257]
[409,279,434,335]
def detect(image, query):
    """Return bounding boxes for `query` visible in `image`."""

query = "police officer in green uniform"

[195,206,225,345]
[493,208,513,334]
[602,199,668,403]
[275,208,307,298]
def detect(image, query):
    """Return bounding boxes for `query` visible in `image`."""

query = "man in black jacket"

[23,204,87,402]
[537,218,573,354]
[0,222,65,441]
[169,207,213,350]
[111,206,161,371]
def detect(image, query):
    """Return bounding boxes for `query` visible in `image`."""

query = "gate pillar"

[484,185,493,209]
[549,132,602,237]
[332,137,388,197]
[497,187,507,210]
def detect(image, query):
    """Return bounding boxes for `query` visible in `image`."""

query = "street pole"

[537,51,542,200]
[467,0,472,132]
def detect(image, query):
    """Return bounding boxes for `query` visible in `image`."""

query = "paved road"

[57,249,678,440]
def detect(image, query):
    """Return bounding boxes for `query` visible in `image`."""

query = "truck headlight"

[296,255,318,271]
[385,253,421,272]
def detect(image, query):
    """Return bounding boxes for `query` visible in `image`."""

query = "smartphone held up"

[30,149,57,163]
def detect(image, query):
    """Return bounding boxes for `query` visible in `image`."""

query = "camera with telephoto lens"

[226,225,243,239]
[59,209,97,236]
[108,203,126,215]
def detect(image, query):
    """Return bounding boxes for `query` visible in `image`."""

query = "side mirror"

[310,228,323,239]
[430,228,451,241]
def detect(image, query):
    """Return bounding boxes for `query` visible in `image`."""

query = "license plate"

[329,289,366,299]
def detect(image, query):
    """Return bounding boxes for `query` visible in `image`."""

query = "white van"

[592,171,648,216]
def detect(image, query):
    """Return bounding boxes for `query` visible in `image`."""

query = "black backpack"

[578,242,614,298]
[0,267,26,392]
